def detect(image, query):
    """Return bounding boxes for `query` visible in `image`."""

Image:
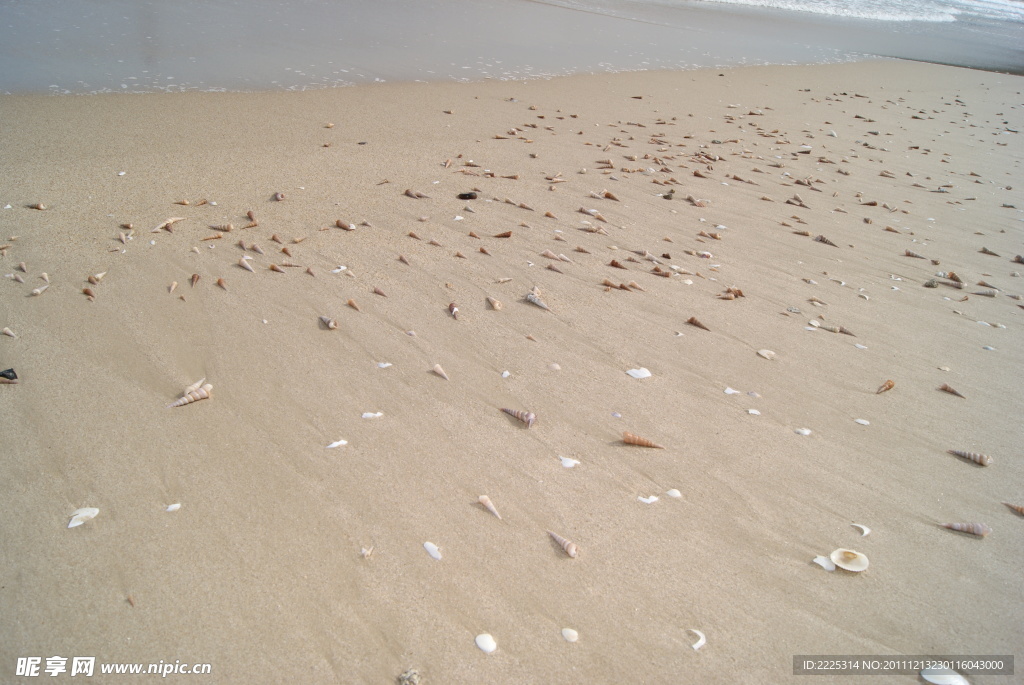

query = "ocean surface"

[0,0,1022,94]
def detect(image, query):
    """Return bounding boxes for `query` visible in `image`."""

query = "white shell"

[757,349,776,360]
[812,555,836,572]
[559,456,580,468]
[748,409,761,416]
[851,523,871,537]
[638,495,659,504]
[326,440,348,448]
[68,507,99,528]
[475,633,497,654]
[920,667,970,685]
[724,387,741,395]
[361,412,383,419]
[830,548,869,572]
[626,367,652,379]
[561,628,579,643]
[688,629,706,651]
[666,489,682,498]
[166,503,181,512]
[376,362,392,368]
[795,428,812,436]
[854,343,868,349]
[423,541,442,560]
[854,419,870,425]
[501,370,511,378]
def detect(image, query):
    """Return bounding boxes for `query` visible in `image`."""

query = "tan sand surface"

[1,61,1022,683]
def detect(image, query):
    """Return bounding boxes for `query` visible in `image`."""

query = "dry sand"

[1,60,1022,683]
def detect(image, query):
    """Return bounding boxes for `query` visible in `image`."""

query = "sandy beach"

[1,59,1022,682]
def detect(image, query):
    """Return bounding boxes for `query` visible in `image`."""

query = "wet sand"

[1,60,1022,683]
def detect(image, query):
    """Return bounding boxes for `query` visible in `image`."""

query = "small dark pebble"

[458,192,478,200]
[0,368,17,381]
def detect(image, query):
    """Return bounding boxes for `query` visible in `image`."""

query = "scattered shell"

[238,259,255,272]
[948,449,991,466]
[166,503,181,512]
[876,379,895,394]
[795,428,812,436]
[448,302,459,319]
[941,522,991,537]
[486,296,502,310]
[559,456,580,468]
[638,495,659,504]
[431,364,449,381]
[854,419,870,426]
[325,440,348,448]
[626,368,652,379]
[362,412,383,419]
[905,249,926,259]
[829,548,869,572]
[938,383,965,399]
[525,292,550,311]
[622,431,664,449]
[501,407,536,428]
[167,383,212,408]
[423,541,442,560]
[686,316,710,331]
[68,507,99,528]
[475,634,497,654]
[851,523,871,536]
[812,555,836,572]
[756,349,775,360]
[919,667,969,685]
[561,628,579,643]
[747,409,761,415]
[182,378,206,395]
[547,530,578,558]
[319,316,338,330]
[687,629,707,651]
[1001,502,1024,516]
[30,284,48,296]
[666,489,682,498]
[1,327,15,338]
[478,495,502,520]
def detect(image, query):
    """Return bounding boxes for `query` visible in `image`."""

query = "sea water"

[0,0,1020,94]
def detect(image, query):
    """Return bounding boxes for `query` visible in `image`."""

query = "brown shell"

[687,316,710,331]
[501,408,536,428]
[622,431,665,449]
[905,249,926,258]
[939,383,965,399]
[347,299,361,312]
[948,449,991,466]
[547,530,578,558]
[876,380,895,394]
[1001,502,1024,516]
[167,383,212,408]
[814,234,838,247]
[190,273,200,287]
[269,264,285,273]
[941,522,991,537]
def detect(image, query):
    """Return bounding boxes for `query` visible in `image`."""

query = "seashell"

[947,449,991,466]
[812,555,836,572]
[851,523,871,537]
[525,292,550,311]
[0,368,18,384]
[273,192,285,201]
[686,316,709,331]
[346,299,360,312]
[167,383,212,408]
[547,530,578,558]
[905,249,926,258]
[501,407,536,428]
[622,431,664,449]
[268,264,285,273]
[182,378,206,395]
[795,428,812,436]
[876,379,894,394]
[404,188,429,199]
[666,489,682,498]
[814,234,837,247]
[372,286,387,297]
[757,349,776,361]
[479,247,491,256]
[478,495,501,520]
[940,522,991,537]
[40,272,49,283]
[540,249,559,260]
[168,281,178,294]
[561,628,579,643]
[448,302,458,319]
[325,439,347,448]
[238,259,255,273]
[1,327,15,338]
[423,541,442,560]
[946,271,963,283]
[398,254,410,265]
[88,271,107,284]
[209,223,233,232]
[431,364,449,381]
[938,383,965,399]
[1001,502,1024,516]
[638,495,659,504]
[475,633,497,654]
[854,418,870,425]
[978,247,999,256]
[30,284,48,296]
[559,455,579,468]
[608,259,626,269]
[493,230,513,238]
[920,667,970,685]
[29,203,46,210]
[829,548,869,572]
[216,278,227,291]
[687,629,706,651]
[319,316,338,330]
[971,289,997,297]
[626,368,652,379]
[486,297,502,310]
[68,507,99,528]
[166,503,181,512]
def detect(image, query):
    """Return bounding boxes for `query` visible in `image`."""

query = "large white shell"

[68,507,99,528]
[830,548,869,572]
[920,667,970,685]
[475,633,497,654]
[561,628,579,643]
[688,629,706,651]
[626,367,652,379]
[423,542,442,560]
[812,555,836,572]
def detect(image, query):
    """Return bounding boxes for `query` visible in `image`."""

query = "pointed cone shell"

[525,292,550,311]
[547,530,578,558]
[501,407,536,428]
[687,316,710,331]
[941,522,991,537]
[239,259,255,272]
[829,548,869,572]
[876,380,895,394]
[182,378,206,395]
[1001,502,1024,516]
[478,495,501,520]
[486,297,502,310]
[947,449,991,466]
[347,299,360,311]
[319,316,338,330]
[939,383,965,398]
[622,431,665,448]
[167,383,212,408]
[432,364,449,381]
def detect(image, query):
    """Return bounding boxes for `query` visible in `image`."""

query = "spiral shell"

[547,530,578,558]
[905,249,926,259]
[501,408,536,428]
[941,522,991,537]
[182,378,207,395]
[939,383,966,399]
[167,383,212,408]
[238,258,255,272]
[1001,502,1024,516]
[947,449,991,466]
[478,495,501,520]
[319,316,337,330]
[814,234,837,247]
[486,297,502,310]
[876,379,895,394]
[622,431,665,449]
[431,364,449,381]
[686,316,710,331]
[525,292,550,311]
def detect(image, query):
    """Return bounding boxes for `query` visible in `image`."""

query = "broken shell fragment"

[486,296,502,310]
[68,507,99,528]
[829,548,869,572]
[851,523,871,537]
[688,629,706,651]
[941,522,991,537]
[812,555,836,572]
